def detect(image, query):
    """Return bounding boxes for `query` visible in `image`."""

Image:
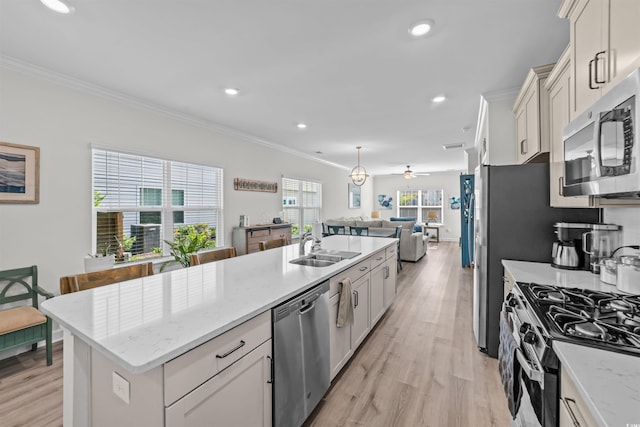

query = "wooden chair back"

[327,225,345,235]
[258,238,290,251]
[60,262,154,294]
[349,226,369,236]
[190,247,238,266]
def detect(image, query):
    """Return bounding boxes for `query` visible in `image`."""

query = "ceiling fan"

[392,165,430,179]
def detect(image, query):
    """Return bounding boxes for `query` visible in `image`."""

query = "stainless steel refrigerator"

[472,163,600,358]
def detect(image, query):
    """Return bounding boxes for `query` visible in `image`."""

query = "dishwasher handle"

[299,301,316,314]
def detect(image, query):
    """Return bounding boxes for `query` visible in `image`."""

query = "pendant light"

[349,146,369,186]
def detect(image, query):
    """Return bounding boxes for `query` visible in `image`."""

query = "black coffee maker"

[552,222,593,270]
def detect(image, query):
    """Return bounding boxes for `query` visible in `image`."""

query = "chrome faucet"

[299,231,321,255]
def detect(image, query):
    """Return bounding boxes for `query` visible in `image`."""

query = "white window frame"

[282,177,322,238]
[92,148,224,260]
[396,189,443,224]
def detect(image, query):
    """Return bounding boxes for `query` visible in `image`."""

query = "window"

[92,148,224,262]
[282,177,322,237]
[396,189,443,224]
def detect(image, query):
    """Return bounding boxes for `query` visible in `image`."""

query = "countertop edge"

[42,238,396,373]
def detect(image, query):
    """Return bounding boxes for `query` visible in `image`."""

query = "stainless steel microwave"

[562,67,639,198]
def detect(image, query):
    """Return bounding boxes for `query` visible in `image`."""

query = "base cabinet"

[166,340,272,427]
[559,365,599,427]
[329,293,353,380]
[383,258,397,309]
[370,264,385,327]
[350,274,370,349]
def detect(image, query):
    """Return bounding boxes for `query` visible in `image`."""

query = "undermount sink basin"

[312,250,361,259]
[289,258,337,267]
[289,250,361,267]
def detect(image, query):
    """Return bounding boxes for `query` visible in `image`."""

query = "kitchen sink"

[289,251,361,267]
[312,250,361,259]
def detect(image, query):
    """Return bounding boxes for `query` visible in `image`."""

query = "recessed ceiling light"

[432,95,446,103]
[409,20,434,37]
[296,123,307,129]
[224,88,239,96]
[40,0,74,14]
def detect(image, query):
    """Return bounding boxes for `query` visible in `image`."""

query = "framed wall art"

[233,178,278,193]
[0,142,40,204]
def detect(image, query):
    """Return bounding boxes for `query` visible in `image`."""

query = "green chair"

[327,225,346,235]
[349,226,369,236]
[0,266,54,365]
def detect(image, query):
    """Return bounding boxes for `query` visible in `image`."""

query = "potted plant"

[114,235,136,262]
[84,242,115,272]
[161,224,216,271]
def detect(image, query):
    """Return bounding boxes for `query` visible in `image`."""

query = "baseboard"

[0,328,64,361]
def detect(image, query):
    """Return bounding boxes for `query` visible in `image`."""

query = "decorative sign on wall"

[233,178,278,193]
[0,141,40,204]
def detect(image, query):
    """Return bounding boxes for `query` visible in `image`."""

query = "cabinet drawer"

[385,245,397,260]
[164,311,271,406]
[329,259,370,297]
[248,229,270,238]
[370,250,385,269]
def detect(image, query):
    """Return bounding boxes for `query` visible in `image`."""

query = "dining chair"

[327,225,345,235]
[394,225,403,272]
[259,238,290,251]
[349,226,369,236]
[190,247,238,266]
[60,262,154,294]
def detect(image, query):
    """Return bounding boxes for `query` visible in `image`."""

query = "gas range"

[517,282,640,357]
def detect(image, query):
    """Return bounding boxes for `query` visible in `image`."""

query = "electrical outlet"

[112,371,130,404]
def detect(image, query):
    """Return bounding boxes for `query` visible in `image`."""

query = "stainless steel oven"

[502,287,558,427]
[562,67,640,198]
[501,281,640,427]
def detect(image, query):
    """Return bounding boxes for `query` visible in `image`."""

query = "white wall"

[603,207,640,247]
[0,67,374,296]
[372,172,462,242]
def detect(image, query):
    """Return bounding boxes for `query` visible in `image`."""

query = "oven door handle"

[515,347,544,387]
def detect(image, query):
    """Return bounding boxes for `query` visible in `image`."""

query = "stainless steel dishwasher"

[272,280,330,427]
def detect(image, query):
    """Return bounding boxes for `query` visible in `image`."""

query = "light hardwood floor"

[306,242,510,427]
[0,242,509,427]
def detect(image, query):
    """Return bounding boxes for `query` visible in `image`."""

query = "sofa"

[324,217,427,262]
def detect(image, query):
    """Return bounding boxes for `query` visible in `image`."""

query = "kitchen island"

[41,235,397,427]
[502,260,640,427]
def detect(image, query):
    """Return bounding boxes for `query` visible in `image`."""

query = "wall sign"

[0,141,40,204]
[233,178,278,193]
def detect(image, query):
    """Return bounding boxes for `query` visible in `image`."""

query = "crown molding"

[0,55,349,171]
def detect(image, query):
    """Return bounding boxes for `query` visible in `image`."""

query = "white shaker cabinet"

[350,273,371,349]
[513,64,554,164]
[546,47,592,208]
[560,0,640,117]
[369,250,386,327]
[165,340,272,427]
[329,292,353,380]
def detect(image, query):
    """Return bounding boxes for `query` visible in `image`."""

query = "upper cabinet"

[545,47,591,207]
[560,0,640,117]
[513,64,554,164]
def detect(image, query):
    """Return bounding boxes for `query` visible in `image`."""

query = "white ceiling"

[0,0,569,176]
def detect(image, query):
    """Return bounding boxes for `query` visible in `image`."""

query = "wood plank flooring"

[306,242,509,427]
[0,242,509,427]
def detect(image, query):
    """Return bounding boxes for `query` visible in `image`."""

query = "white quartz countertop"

[554,341,640,427]
[41,236,394,373]
[502,259,640,427]
[501,259,616,292]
